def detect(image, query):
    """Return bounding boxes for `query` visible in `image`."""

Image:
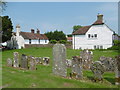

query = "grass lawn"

[2,47,119,88]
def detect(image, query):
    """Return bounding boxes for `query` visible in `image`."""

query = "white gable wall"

[16,35,25,49]
[73,24,113,49]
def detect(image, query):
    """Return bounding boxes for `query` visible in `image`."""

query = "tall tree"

[45,30,67,41]
[73,25,82,33]
[0,0,7,13]
[2,16,13,42]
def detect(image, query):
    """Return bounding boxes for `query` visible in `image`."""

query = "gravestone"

[66,59,72,67]
[35,57,41,64]
[39,57,43,64]
[53,44,67,77]
[7,58,12,67]
[71,56,83,79]
[99,56,115,71]
[115,55,120,85]
[13,52,19,67]
[21,54,28,69]
[43,57,50,65]
[80,49,93,69]
[90,61,105,81]
[28,56,37,70]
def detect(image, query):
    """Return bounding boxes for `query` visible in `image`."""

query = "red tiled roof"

[92,20,104,25]
[67,37,72,40]
[20,32,48,40]
[72,26,91,35]
[72,14,105,35]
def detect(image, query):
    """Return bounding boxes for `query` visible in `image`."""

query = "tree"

[73,25,82,33]
[0,0,7,13]
[45,30,67,41]
[2,16,13,42]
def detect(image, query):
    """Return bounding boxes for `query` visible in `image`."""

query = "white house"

[7,25,49,49]
[72,14,115,50]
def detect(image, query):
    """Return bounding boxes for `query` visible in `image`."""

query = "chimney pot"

[31,29,34,33]
[16,24,20,28]
[37,29,40,34]
[97,14,103,21]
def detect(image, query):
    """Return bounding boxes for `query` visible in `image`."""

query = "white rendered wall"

[73,24,113,49]
[15,35,25,49]
[25,39,49,44]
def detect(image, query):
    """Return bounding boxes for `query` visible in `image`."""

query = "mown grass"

[2,47,119,88]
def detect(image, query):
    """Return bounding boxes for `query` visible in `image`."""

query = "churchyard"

[2,45,120,88]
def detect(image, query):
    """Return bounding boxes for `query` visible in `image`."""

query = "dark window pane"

[88,34,90,38]
[95,34,97,37]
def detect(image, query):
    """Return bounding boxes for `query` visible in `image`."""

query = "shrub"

[49,40,57,44]
[59,40,67,44]
[107,45,120,50]
[113,40,120,45]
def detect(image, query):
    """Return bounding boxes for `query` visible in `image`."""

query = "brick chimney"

[31,29,34,33]
[97,14,103,21]
[37,29,40,34]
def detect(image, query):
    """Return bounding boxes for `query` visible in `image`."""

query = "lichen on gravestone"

[21,54,28,69]
[7,58,12,67]
[53,44,67,77]
[43,57,50,65]
[115,55,120,85]
[80,49,93,70]
[71,56,83,79]
[13,52,19,68]
[90,61,105,81]
[28,56,37,70]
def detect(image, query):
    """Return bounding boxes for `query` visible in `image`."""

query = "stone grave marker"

[35,57,41,64]
[80,49,93,69]
[39,57,43,64]
[99,56,115,71]
[99,56,106,61]
[71,56,83,79]
[43,57,50,65]
[21,54,28,69]
[115,55,120,85]
[90,61,105,81]
[7,58,12,67]
[53,44,67,77]
[28,56,37,70]
[13,52,19,67]
[66,59,72,67]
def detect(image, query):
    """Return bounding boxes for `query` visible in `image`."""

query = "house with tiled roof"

[72,14,115,49]
[7,25,49,49]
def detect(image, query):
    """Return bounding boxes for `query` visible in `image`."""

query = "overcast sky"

[3,2,118,35]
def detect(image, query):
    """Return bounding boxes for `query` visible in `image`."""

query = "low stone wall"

[25,44,72,49]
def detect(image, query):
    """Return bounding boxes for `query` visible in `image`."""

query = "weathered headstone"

[90,61,105,81]
[80,49,93,70]
[7,58,12,67]
[43,57,50,65]
[13,52,19,67]
[35,57,41,64]
[99,56,107,61]
[71,56,83,79]
[99,56,115,71]
[53,44,67,77]
[66,59,72,67]
[28,56,37,70]
[115,55,120,85]
[21,54,28,69]
[39,57,43,64]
